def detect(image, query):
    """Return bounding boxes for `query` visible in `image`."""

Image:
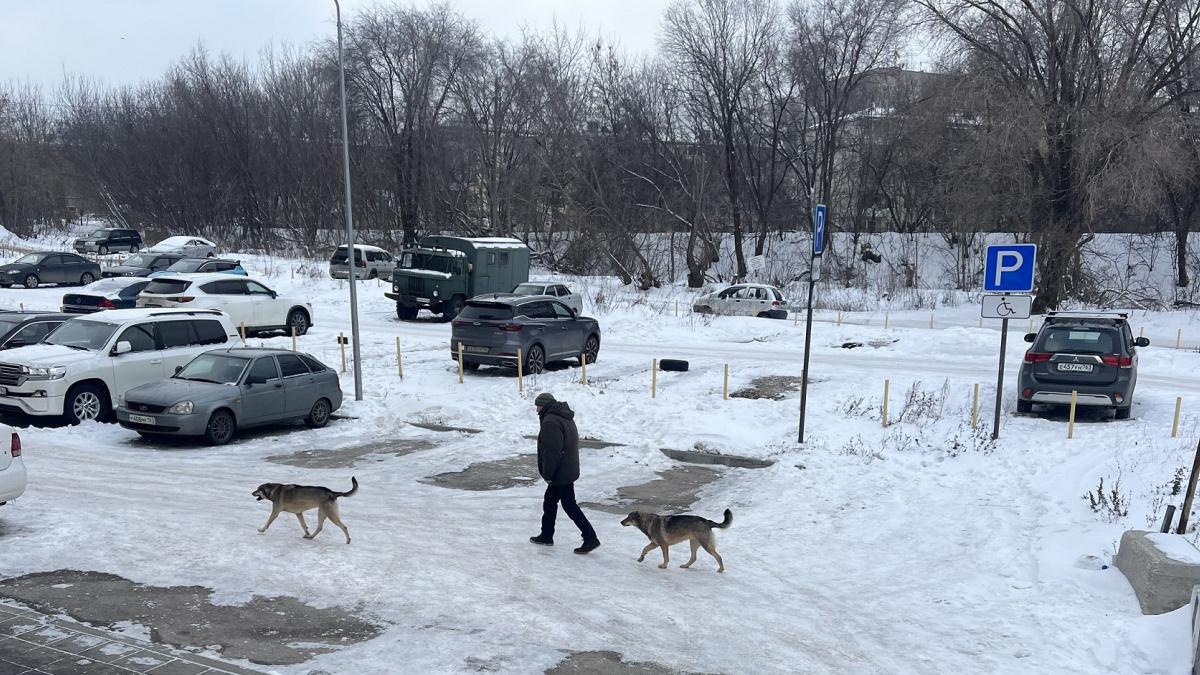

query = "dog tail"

[709,509,732,529]
[337,477,359,499]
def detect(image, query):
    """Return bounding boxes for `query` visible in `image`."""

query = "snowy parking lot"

[2,255,1200,674]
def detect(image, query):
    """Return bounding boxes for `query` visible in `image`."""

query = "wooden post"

[581,355,587,386]
[1140,326,1145,338]
[1068,390,1078,439]
[675,300,678,317]
[885,314,889,330]
[1173,397,1183,438]
[339,332,346,373]
[458,343,465,384]
[723,364,729,400]
[652,359,657,398]
[1162,504,1177,533]
[1178,329,1183,350]
[882,379,890,428]
[930,314,934,329]
[1028,319,1034,333]
[972,383,979,430]
[18,303,23,312]
[291,326,297,351]
[291,267,294,280]
[837,311,842,326]
[396,337,403,379]
[1176,437,1200,534]
[240,323,247,345]
[517,348,524,393]
[979,316,983,329]
[794,311,798,327]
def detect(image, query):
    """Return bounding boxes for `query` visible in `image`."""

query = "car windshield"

[121,254,155,268]
[88,229,112,238]
[12,254,45,265]
[45,319,118,351]
[512,285,546,296]
[400,252,455,273]
[166,259,206,273]
[1037,327,1118,354]
[175,354,249,384]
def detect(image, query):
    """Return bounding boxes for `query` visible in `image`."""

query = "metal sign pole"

[798,267,816,443]
[992,318,1008,440]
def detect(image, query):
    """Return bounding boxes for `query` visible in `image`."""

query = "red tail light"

[1101,355,1133,368]
[498,323,524,332]
[1023,352,1052,364]
[451,320,467,328]
[772,301,781,306]
[10,432,20,457]
[166,296,195,303]
[359,259,366,267]
[99,299,116,308]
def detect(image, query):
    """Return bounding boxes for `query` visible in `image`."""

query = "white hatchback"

[0,427,24,506]
[136,274,314,336]
[692,283,789,319]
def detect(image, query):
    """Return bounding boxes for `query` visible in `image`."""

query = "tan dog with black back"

[253,477,357,544]
[621,509,732,572]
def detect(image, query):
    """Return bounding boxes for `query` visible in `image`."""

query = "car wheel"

[581,335,600,365]
[207,252,215,258]
[288,309,310,336]
[1115,405,1132,420]
[204,410,235,445]
[659,359,689,372]
[305,398,332,429]
[1016,399,1033,413]
[443,295,466,321]
[757,312,771,319]
[0,284,10,289]
[463,361,480,372]
[23,274,38,289]
[64,384,108,425]
[525,344,545,374]
[368,269,378,280]
[80,272,95,285]
[98,245,108,256]
[129,244,139,253]
[398,306,418,321]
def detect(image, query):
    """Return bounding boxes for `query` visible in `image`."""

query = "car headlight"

[117,394,125,407]
[21,365,66,380]
[168,401,194,415]
[433,290,439,298]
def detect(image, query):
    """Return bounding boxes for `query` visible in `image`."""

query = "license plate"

[465,345,489,354]
[1057,363,1094,373]
[128,414,156,425]
[415,297,430,303]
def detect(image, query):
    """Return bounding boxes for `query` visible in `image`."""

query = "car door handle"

[150,359,162,364]
[274,384,283,389]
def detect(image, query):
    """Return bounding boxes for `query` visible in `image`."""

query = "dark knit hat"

[534,392,557,407]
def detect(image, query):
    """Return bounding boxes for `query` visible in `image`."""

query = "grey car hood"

[123,378,239,406]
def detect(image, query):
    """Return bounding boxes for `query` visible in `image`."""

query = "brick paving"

[0,601,265,675]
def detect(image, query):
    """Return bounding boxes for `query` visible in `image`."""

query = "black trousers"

[540,483,597,541]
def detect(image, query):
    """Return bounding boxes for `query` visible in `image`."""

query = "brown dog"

[252,477,358,544]
[621,509,732,572]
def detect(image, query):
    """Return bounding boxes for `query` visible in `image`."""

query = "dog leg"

[258,507,281,533]
[295,512,311,537]
[681,539,700,569]
[325,501,351,544]
[637,542,656,563]
[701,537,724,573]
[305,508,325,540]
[658,543,670,569]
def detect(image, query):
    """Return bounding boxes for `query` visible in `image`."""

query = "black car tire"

[23,274,38,289]
[525,344,545,374]
[1016,399,1033,413]
[581,335,600,365]
[659,359,689,372]
[288,309,310,336]
[205,410,235,445]
[397,306,419,321]
[757,312,772,319]
[368,269,378,280]
[443,295,466,322]
[80,272,95,285]
[463,361,480,372]
[129,244,139,253]
[305,398,332,429]
[98,245,109,256]
[0,284,11,289]
[63,384,109,425]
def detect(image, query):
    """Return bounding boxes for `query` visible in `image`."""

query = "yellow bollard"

[396,337,403,379]
[517,348,524,393]
[723,364,729,400]
[240,323,247,345]
[837,311,842,326]
[652,359,658,398]
[930,314,934,329]
[292,326,297,351]
[1068,390,1078,439]
[458,343,465,384]
[979,316,983,329]
[1029,319,1034,333]
[882,379,890,428]
[1178,329,1183,350]
[339,332,346,373]
[972,383,979,430]
[581,354,587,386]
[1173,397,1183,438]
[1140,327,1145,338]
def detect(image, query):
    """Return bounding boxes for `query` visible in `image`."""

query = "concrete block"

[1114,530,1200,615]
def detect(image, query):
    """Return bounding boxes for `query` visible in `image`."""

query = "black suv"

[73,228,143,255]
[1017,311,1149,419]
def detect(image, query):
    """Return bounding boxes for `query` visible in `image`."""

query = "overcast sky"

[0,0,669,91]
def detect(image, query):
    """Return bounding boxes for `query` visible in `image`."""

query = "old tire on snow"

[658,359,689,372]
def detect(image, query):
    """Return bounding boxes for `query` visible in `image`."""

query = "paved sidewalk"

[0,601,265,675]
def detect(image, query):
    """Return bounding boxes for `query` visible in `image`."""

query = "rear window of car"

[277,354,310,377]
[194,320,228,345]
[330,248,362,264]
[1037,328,1118,354]
[298,354,327,372]
[158,320,198,348]
[459,303,513,321]
[144,279,192,294]
[772,289,784,301]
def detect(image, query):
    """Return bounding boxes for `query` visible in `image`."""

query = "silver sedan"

[148,236,219,258]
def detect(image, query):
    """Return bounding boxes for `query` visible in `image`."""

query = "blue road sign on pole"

[984,244,1037,292]
[813,204,826,256]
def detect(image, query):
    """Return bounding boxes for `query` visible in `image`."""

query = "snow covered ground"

[3,252,1200,674]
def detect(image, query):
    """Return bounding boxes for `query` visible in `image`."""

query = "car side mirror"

[245,374,267,386]
[174,365,183,375]
[4,339,24,349]
[1135,337,1150,347]
[1023,333,1036,343]
[269,291,277,299]
[113,341,132,355]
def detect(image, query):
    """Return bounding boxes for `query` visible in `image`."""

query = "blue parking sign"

[813,204,826,256]
[984,244,1037,292]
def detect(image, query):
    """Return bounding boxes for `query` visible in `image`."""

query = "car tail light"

[772,301,781,306]
[1023,352,1052,363]
[166,296,195,303]
[1114,393,1124,403]
[359,259,366,267]
[11,432,20,458]
[498,323,524,332]
[451,320,467,328]
[1101,355,1133,368]
[1022,388,1032,397]
[99,299,116,308]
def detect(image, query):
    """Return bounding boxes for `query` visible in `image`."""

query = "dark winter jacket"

[537,401,580,486]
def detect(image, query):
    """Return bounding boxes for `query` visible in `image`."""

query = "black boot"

[574,538,600,554]
[529,534,554,546]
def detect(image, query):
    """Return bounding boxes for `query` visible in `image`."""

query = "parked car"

[329,244,396,281]
[0,426,24,507]
[136,274,313,336]
[450,296,600,374]
[503,282,584,315]
[1017,311,1148,419]
[0,312,73,349]
[62,278,153,313]
[0,252,101,289]
[73,228,143,255]
[116,348,342,445]
[0,308,240,424]
[148,257,246,278]
[692,284,789,319]
[147,236,219,258]
[101,252,187,278]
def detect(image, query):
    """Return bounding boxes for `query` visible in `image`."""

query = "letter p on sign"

[984,244,1036,293]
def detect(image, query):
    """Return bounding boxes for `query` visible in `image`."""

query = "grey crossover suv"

[450,296,600,374]
[1017,312,1149,419]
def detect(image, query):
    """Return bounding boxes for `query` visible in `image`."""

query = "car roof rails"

[1046,310,1129,319]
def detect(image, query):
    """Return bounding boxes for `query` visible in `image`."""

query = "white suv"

[0,427,24,506]
[0,309,240,423]
[136,274,314,337]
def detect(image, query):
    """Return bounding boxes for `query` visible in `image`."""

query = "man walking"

[529,393,600,554]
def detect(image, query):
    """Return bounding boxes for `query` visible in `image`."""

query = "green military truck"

[386,236,531,320]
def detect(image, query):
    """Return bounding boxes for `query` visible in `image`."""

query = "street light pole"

[335,0,363,401]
